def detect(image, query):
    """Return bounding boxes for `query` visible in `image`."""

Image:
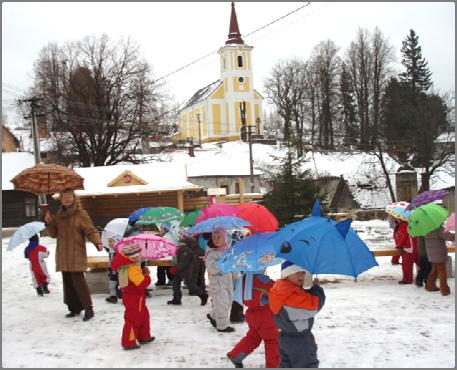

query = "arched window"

[237,55,243,68]
[223,58,226,70]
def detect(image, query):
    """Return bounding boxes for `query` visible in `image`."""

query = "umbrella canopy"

[186,216,251,235]
[100,218,130,247]
[194,203,241,224]
[406,190,450,211]
[128,207,156,226]
[180,205,204,227]
[271,199,378,278]
[407,203,449,237]
[7,221,46,251]
[216,231,282,273]
[10,163,84,195]
[385,201,410,210]
[115,234,178,260]
[445,213,455,234]
[386,206,413,221]
[135,207,184,226]
[235,203,279,233]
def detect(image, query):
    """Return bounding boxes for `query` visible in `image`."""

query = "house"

[176,2,264,144]
[2,125,20,152]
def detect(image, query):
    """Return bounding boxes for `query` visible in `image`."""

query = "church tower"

[176,2,264,144]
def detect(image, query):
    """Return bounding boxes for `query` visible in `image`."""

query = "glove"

[169,266,178,275]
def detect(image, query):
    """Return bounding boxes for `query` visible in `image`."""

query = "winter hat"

[121,242,141,261]
[281,261,307,279]
[29,234,39,243]
[213,227,228,245]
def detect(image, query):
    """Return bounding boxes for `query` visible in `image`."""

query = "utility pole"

[196,113,202,147]
[239,101,247,142]
[21,97,47,211]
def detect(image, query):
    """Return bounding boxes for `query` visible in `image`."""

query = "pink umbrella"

[115,234,178,260]
[445,213,455,234]
[194,203,241,224]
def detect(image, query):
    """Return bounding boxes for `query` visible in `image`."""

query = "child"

[24,234,51,296]
[392,218,419,284]
[111,241,155,350]
[167,234,209,306]
[205,227,240,333]
[227,270,280,368]
[104,234,123,303]
[269,261,325,368]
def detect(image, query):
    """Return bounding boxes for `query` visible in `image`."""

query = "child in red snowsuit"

[227,271,280,368]
[111,242,155,350]
[393,218,419,284]
[24,234,51,296]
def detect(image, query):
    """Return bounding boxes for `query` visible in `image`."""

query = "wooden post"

[177,190,184,211]
[239,177,245,204]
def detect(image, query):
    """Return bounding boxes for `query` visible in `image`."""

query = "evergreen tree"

[263,148,327,227]
[399,29,433,93]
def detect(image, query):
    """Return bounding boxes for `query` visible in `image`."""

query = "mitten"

[169,266,178,275]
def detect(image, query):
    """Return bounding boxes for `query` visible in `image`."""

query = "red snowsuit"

[394,220,419,284]
[111,253,152,349]
[24,243,50,289]
[228,273,280,368]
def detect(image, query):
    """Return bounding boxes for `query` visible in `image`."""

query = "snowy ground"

[2,220,455,368]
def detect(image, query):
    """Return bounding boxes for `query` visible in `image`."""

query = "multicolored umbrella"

[407,203,449,237]
[235,203,279,233]
[406,190,450,211]
[135,207,184,226]
[115,234,178,260]
[7,221,46,252]
[386,201,410,210]
[386,206,413,221]
[271,199,378,278]
[186,216,251,235]
[194,203,241,224]
[10,163,84,195]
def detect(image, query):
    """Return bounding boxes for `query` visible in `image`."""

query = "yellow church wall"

[212,104,222,136]
[210,85,225,100]
[233,76,251,93]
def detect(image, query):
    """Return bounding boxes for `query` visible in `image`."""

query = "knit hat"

[213,227,228,245]
[29,234,39,243]
[281,261,307,279]
[121,242,141,261]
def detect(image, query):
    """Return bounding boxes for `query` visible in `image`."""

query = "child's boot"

[167,298,182,305]
[42,282,50,294]
[36,287,44,296]
[199,293,209,306]
[105,296,118,303]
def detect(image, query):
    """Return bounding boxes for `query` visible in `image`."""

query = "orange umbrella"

[235,203,279,233]
[10,163,84,195]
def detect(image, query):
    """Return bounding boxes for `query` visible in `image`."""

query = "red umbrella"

[194,203,241,224]
[235,203,279,233]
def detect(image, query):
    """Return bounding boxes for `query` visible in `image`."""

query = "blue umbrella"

[271,199,378,278]
[127,207,156,226]
[216,231,283,273]
[186,216,251,235]
[7,221,46,251]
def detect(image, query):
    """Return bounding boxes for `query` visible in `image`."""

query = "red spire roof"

[225,2,244,45]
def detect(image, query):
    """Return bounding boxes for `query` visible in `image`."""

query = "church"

[176,2,264,144]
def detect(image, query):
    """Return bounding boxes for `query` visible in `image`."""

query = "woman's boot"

[83,306,94,322]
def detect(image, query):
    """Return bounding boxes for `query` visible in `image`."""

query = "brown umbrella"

[10,163,84,195]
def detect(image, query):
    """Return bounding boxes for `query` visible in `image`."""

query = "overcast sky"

[2,2,455,124]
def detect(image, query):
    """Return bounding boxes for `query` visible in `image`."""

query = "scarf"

[233,270,265,305]
[118,261,140,288]
[24,241,39,259]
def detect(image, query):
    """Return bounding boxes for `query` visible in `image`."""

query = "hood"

[111,252,137,272]
[269,279,320,314]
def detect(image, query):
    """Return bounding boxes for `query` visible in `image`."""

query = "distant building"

[176,2,264,144]
[2,125,20,152]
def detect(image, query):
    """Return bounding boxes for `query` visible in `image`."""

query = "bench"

[370,245,455,257]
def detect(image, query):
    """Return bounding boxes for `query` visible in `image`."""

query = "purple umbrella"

[406,190,450,211]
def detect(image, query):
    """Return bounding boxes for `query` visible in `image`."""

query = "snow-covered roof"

[2,152,36,190]
[73,162,201,197]
[181,80,222,110]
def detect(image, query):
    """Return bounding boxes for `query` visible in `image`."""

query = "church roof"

[182,80,222,109]
[226,2,244,45]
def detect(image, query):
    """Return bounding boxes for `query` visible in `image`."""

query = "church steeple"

[226,2,244,45]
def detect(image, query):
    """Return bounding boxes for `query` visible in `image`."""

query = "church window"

[238,77,244,83]
[237,55,243,68]
[223,57,226,70]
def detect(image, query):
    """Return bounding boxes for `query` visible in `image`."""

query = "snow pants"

[121,292,151,348]
[401,252,419,283]
[228,306,280,368]
[278,330,319,368]
[30,262,50,289]
[426,262,450,296]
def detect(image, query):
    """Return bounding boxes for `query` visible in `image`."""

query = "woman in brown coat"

[45,188,103,321]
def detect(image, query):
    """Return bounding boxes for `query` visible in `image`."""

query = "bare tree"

[31,34,166,167]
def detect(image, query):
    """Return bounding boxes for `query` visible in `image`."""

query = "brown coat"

[46,207,102,272]
[424,226,455,264]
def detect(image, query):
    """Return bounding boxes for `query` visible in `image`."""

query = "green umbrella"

[180,205,203,227]
[407,203,449,237]
[135,206,184,226]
